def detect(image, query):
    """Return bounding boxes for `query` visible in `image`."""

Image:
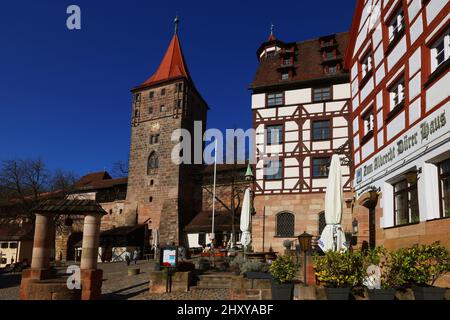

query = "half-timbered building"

[346,0,450,250]
[250,31,354,252]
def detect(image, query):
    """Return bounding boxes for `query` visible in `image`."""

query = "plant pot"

[271,282,294,300]
[412,286,446,300]
[324,287,351,300]
[245,272,273,280]
[367,288,396,300]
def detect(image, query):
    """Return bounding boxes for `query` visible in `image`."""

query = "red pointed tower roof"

[141,33,190,87]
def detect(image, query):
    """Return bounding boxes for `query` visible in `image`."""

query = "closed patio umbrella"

[318,154,347,252]
[240,188,252,248]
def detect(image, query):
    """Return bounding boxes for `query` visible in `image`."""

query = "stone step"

[196,281,232,288]
[192,284,232,290]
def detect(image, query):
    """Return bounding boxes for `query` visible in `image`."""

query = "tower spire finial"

[174,15,179,34]
[270,23,274,36]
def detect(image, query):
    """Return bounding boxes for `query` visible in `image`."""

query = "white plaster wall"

[408,0,422,21]
[285,121,298,131]
[409,72,421,101]
[333,83,351,100]
[284,158,298,166]
[374,45,385,67]
[353,118,359,134]
[426,0,447,25]
[333,127,349,138]
[303,103,323,114]
[351,79,359,98]
[354,151,361,166]
[278,106,297,117]
[387,37,407,71]
[375,64,386,86]
[284,143,297,153]
[312,141,331,150]
[377,130,384,148]
[372,26,383,48]
[426,72,450,112]
[409,97,421,125]
[265,181,282,190]
[334,116,347,127]
[326,101,347,112]
[354,134,360,150]
[285,131,298,142]
[284,179,298,189]
[312,179,328,188]
[252,94,266,109]
[258,108,276,118]
[381,182,394,228]
[352,96,360,111]
[409,15,423,45]
[361,138,375,159]
[285,88,311,105]
[284,167,299,178]
[360,78,375,102]
[351,63,359,81]
[377,109,384,129]
[409,48,421,76]
[386,111,405,140]
[376,91,384,111]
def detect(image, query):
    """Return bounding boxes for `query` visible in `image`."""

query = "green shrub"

[229,255,244,274]
[314,250,364,288]
[241,259,269,274]
[269,255,300,284]
[361,246,398,289]
[390,242,450,287]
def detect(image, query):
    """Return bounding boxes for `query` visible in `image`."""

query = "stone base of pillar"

[81,269,103,300]
[19,268,53,300]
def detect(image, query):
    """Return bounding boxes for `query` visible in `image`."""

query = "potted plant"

[361,247,396,300]
[229,255,244,275]
[390,242,449,300]
[242,259,271,279]
[269,255,300,300]
[314,250,364,300]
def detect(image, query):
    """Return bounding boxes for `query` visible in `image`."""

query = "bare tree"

[0,158,78,224]
[112,160,129,178]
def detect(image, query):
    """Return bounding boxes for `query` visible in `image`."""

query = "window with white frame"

[361,52,373,78]
[362,109,374,136]
[431,28,450,72]
[389,78,405,110]
[281,72,289,80]
[388,9,405,43]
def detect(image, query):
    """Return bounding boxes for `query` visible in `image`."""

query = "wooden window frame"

[311,156,331,178]
[275,212,295,238]
[361,107,375,145]
[385,5,405,55]
[385,76,405,123]
[266,124,283,145]
[312,119,331,141]
[312,87,332,102]
[393,179,420,226]
[264,159,283,181]
[266,92,284,107]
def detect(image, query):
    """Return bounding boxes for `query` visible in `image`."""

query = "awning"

[184,211,240,233]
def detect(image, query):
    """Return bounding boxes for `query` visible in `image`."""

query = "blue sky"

[0,0,355,177]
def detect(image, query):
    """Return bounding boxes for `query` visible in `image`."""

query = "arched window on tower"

[275,212,295,237]
[147,152,159,174]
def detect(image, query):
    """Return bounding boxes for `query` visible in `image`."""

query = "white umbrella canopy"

[240,188,252,248]
[318,154,347,252]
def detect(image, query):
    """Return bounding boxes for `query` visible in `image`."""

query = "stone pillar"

[80,213,103,300]
[80,214,101,270]
[31,213,52,269]
[20,213,54,300]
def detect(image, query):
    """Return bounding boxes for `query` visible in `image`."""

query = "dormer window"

[266,50,276,58]
[388,9,405,44]
[281,73,289,80]
[282,58,291,66]
[327,65,337,74]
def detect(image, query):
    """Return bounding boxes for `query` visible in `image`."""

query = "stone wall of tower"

[124,79,207,246]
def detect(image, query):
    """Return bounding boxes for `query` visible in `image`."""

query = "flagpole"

[211,139,217,249]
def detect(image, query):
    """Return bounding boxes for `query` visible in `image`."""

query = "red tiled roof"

[74,172,127,191]
[251,32,350,89]
[140,34,190,88]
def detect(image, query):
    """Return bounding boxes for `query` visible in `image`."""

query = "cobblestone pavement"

[0,260,231,300]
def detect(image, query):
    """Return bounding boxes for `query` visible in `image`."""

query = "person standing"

[125,250,131,266]
[133,249,139,265]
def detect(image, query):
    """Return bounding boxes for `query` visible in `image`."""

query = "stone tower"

[124,25,208,246]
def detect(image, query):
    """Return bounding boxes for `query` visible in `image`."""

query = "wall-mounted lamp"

[405,169,421,184]
[352,218,359,234]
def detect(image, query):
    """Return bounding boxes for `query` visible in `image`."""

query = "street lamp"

[297,231,313,285]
